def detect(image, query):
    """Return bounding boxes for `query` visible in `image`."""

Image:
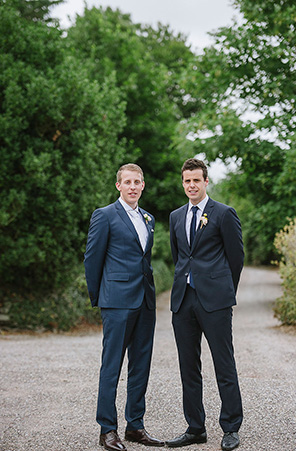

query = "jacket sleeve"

[84,209,109,306]
[221,207,244,293]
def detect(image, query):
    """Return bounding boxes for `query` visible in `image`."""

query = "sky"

[52,0,242,53]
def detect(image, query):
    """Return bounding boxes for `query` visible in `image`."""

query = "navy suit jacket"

[84,199,155,310]
[169,197,244,313]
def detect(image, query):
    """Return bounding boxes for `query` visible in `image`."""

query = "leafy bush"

[152,222,173,266]
[0,5,126,298]
[5,262,173,331]
[4,221,174,331]
[151,222,174,294]
[273,218,296,326]
[152,259,174,295]
[5,270,100,331]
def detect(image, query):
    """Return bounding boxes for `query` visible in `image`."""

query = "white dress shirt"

[119,197,148,251]
[185,195,209,284]
[185,195,209,245]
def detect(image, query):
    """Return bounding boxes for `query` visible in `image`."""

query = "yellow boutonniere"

[200,213,208,229]
[144,213,151,224]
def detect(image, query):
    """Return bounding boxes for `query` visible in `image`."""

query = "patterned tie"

[189,206,198,288]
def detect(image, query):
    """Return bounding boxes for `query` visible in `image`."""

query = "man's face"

[116,170,145,208]
[182,169,209,205]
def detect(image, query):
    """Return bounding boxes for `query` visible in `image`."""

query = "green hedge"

[5,272,99,331]
[3,222,174,331]
[5,259,173,331]
[273,218,296,326]
[152,259,174,295]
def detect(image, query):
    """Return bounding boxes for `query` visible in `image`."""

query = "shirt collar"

[188,195,209,213]
[119,196,139,213]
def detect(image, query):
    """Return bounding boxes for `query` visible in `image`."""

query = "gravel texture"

[0,267,296,451]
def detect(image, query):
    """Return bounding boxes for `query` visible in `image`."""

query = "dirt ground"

[0,267,296,451]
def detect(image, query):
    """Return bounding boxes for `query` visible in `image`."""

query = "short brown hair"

[181,158,208,180]
[117,163,144,183]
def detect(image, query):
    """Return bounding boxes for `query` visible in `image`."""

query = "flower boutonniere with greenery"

[144,213,151,224]
[200,213,208,229]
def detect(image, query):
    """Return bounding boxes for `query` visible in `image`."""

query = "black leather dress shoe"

[221,432,240,450]
[125,429,165,447]
[100,430,127,450]
[166,431,207,447]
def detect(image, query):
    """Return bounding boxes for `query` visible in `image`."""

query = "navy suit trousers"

[172,286,243,434]
[97,300,155,433]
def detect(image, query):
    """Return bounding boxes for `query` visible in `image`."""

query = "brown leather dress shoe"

[100,430,127,450]
[125,428,165,447]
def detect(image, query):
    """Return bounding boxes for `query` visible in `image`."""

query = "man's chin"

[189,196,200,203]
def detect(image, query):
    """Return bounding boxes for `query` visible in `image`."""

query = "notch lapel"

[139,208,153,254]
[191,198,214,252]
[179,204,190,251]
[115,200,142,248]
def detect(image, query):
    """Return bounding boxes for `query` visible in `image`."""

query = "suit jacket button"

[185,273,188,277]
[190,256,193,260]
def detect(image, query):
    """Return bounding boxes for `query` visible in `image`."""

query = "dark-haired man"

[166,158,244,451]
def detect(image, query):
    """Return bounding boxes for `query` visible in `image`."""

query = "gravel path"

[0,267,296,451]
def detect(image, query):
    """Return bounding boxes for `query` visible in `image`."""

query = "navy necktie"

[190,206,198,246]
[189,206,198,288]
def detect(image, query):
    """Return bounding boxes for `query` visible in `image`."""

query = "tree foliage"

[0,0,296,330]
[0,4,126,296]
[2,0,64,22]
[174,0,295,263]
[66,7,197,220]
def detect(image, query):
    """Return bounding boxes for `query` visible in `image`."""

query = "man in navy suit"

[166,158,243,451]
[84,164,164,451]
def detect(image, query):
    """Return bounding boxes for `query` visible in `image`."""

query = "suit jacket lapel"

[115,200,142,248]
[139,207,153,254]
[191,198,214,252]
[179,204,190,251]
